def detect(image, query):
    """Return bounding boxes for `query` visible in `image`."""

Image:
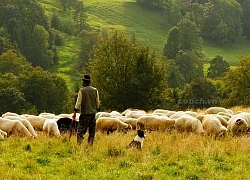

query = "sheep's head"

[233,119,248,134]
[122,124,132,134]
[217,127,228,137]
[236,119,243,125]
[125,124,132,131]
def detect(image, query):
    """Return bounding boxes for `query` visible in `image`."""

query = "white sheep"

[26,115,47,131]
[124,118,138,130]
[152,109,170,116]
[96,111,126,121]
[184,111,198,118]
[175,116,204,134]
[1,112,19,118]
[169,111,191,119]
[3,115,38,138]
[43,119,61,137]
[57,113,72,118]
[213,114,229,128]
[39,112,56,119]
[0,129,7,139]
[136,115,175,132]
[122,108,147,119]
[202,115,228,138]
[227,112,250,136]
[0,117,33,137]
[96,117,132,134]
[204,107,234,116]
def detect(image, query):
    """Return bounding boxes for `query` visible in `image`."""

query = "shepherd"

[72,74,100,146]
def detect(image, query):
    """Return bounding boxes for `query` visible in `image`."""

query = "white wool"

[43,119,61,137]
[0,129,7,139]
[175,115,204,134]
[0,117,33,137]
[227,112,250,136]
[26,115,46,131]
[3,116,37,137]
[2,112,19,118]
[136,115,175,131]
[202,115,228,137]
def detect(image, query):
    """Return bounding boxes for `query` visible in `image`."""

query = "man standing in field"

[72,74,100,145]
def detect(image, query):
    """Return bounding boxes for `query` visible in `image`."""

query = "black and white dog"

[128,129,146,149]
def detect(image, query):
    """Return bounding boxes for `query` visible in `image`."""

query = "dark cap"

[82,74,91,81]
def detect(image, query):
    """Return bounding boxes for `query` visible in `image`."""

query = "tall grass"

[1,129,250,179]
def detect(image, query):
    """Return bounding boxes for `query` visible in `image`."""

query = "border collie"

[128,129,146,149]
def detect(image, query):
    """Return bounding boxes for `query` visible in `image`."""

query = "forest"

[0,0,250,114]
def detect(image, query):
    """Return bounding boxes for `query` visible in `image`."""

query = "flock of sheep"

[0,106,250,139]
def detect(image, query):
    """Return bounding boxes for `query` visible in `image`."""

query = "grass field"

[1,106,250,179]
[85,0,172,54]
[2,128,250,179]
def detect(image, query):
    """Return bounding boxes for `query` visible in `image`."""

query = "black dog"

[128,129,146,149]
[56,117,78,134]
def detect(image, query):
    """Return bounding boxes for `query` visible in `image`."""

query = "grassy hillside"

[38,0,250,89]
[85,0,172,54]
[84,0,250,65]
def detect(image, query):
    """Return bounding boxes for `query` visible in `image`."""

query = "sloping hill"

[85,0,172,54]
[85,0,250,65]
[39,0,250,80]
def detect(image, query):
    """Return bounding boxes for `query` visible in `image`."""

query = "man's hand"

[72,112,76,121]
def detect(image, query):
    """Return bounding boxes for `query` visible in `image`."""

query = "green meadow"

[17,1,250,177]
[38,0,250,88]
[2,130,250,179]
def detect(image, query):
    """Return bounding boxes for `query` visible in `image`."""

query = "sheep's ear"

[236,119,242,125]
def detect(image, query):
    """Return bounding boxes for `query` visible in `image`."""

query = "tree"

[179,77,220,110]
[0,73,31,114]
[0,49,31,75]
[163,19,204,83]
[176,50,204,83]
[51,13,62,31]
[190,2,205,29]
[21,67,70,114]
[89,31,168,111]
[207,55,230,79]
[0,27,20,55]
[73,1,89,34]
[0,0,57,69]
[163,27,180,60]
[76,30,99,73]
[177,19,203,52]
[241,0,250,39]
[163,18,203,59]
[202,0,243,45]
[222,55,250,107]
[33,25,49,51]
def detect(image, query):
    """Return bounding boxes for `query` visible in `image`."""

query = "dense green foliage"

[222,55,250,107]
[0,0,56,69]
[1,0,250,113]
[0,49,72,114]
[179,78,220,109]
[207,55,230,79]
[163,19,204,84]
[138,0,249,44]
[90,31,168,111]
